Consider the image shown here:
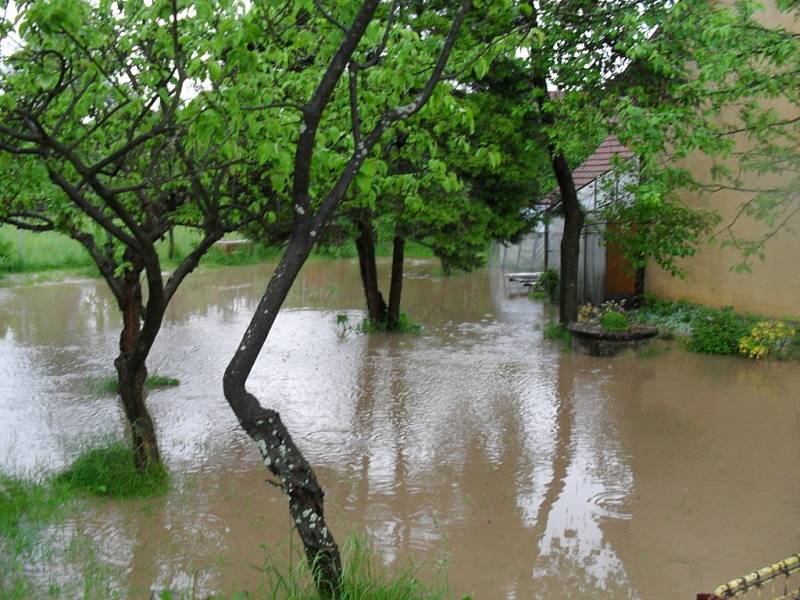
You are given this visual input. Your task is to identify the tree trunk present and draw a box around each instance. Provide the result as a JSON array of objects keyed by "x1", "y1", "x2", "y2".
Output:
[
  {"x1": 354, "y1": 216, "x2": 387, "y2": 324},
  {"x1": 386, "y1": 235, "x2": 405, "y2": 330},
  {"x1": 633, "y1": 264, "x2": 646, "y2": 308},
  {"x1": 115, "y1": 269, "x2": 160, "y2": 470},
  {"x1": 167, "y1": 228, "x2": 176, "y2": 260},
  {"x1": 529, "y1": 69, "x2": 584, "y2": 324},
  {"x1": 223, "y1": 230, "x2": 342, "y2": 597},
  {"x1": 551, "y1": 152, "x2": 584, "y2": 324}
]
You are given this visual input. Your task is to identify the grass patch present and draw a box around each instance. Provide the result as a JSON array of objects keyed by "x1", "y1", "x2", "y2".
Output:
[
  {"x1": 0, "y1": 475, "x2": 74, "y2": 598},
  {"x1": 0, "y1": 471, "x2": 131, "y2": 598},
  {"x1": 230, "y1": 534, "x2": 448, "y2": 600},
  {"x1": 543, "y1": 321, "x2": 571, "y2": 350},
  {"x1": 336, "y1": 313, "x2": 423, "y2": 336},
  {"x1": 356, "y1": 313, "x2": 422, "y2": 335},
  {"x1": 0, "y1": 228, "x2": 96, "y2": 274},
  {"x1": 55, "y1": 442, "x2": 169, "y2": 499},
  {"x1": 95, "y1": 373, "x2": 180, "y2": 395}
]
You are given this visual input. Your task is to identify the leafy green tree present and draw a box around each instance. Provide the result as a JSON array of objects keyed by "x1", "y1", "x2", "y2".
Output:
[
  {"x1": 0, "y1": 0, "x2": 268, "y2": 470},
  {"x1": 338, "y1": 57, "x2": 548, "y2": 330},
  {"x1": 217, "y1": 1, "x2": 476, "y2": 593}
]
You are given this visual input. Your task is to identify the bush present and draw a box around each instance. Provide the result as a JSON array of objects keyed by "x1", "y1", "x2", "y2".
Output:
[
  {"x1": 738, "y1": 320, "x2": 797, "y2": 359},
  {"x1": 687, "y1": 308, "x2": 754, "y2": 355},
  {"x1": 600, "y1": 310, "x2": 629, "y2": 332},
  {"x1": 528, "y1": 268, "x2": 559, "y2": 302}
]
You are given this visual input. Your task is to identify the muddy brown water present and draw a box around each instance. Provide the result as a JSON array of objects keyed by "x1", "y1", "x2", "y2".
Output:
[{"x1": 1, "y1": 259, "x2": 798, "y2": 599}]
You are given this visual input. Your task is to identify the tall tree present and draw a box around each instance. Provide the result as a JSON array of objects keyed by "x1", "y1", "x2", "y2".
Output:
[
  {"x1": 338, "y1": 57, "x2": 548, "y2": 330},
  {"x1": 485, "y1": 0, "x2": 798, "y2": 322}
]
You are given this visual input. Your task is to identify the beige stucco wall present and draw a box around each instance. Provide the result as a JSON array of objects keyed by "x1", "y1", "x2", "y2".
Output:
[{"x1": 646, "y1": 2, "x2": 800, "y2": 318}]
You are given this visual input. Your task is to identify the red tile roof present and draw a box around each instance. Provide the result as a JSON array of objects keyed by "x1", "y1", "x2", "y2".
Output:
[{"x1": 538, "y1": 134, "x2": 634, "y2": 205}]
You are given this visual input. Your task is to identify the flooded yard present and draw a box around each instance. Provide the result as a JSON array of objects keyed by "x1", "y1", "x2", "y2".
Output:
[{"x1": 1, "y1": 259, "x2": 798, "y2": 599}]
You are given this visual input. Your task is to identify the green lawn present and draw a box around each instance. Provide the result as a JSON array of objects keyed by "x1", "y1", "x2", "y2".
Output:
[{"x1": 0, "y1": 226, "x2": 436, "y2": 281}]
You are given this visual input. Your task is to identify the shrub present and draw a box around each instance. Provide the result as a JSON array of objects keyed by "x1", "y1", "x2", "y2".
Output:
[
  {"x1": 528, "y1": 268, "x2": 559, "y2": 302},
  {"x1": 600, "y1": 310, "x2": 629, "y2": 332},
  {"x1": 687, "y1": 308, "x2": 753, "y2": 355},
  {"x1": 738, "y1": 320, "x2": 797, "y2": 359}
]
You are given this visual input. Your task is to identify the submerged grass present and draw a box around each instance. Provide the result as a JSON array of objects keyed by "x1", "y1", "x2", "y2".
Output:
[
  {"x1": 543, "y1": 321, "x2": 571, "y2": 350},
  {"x1": 1, "y1": 441, "x2": 169, "y2": 597},
  {"x1": 0, "y1": 475, "x2": 67, "y2": 545},
  {"x1": 55, "y1": 442, "x2": 169, "y2": 499},
  {"x1": 94, "y1": 373, "x2": 180, "y2": 395},
  {"x1": 231, "y1": 535, "x2": 449, "y2": 600},
  {"x1": 3, "y1": 495, "x2": 451, "y2": 600}
]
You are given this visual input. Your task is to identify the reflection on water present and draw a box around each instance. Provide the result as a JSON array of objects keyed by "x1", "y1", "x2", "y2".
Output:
[{"x1": 0, "y1": 260, "x2": 798, "y2": 599}]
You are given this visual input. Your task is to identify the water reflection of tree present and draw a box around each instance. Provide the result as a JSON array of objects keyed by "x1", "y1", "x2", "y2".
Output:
[
  {"x1": 348, "y1": 332, "x2": 415, "y2": 561},
  {"x1": 525, "y1": 355, "x2": 637, "y2": 599}
]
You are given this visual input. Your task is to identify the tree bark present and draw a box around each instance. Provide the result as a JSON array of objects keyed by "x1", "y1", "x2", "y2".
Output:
[
  {"x1": 167, "y1": 227, "x2": 176, "y2": 259},
  {"x1": 114, "y1": 268, "x2": 161, "y2": 470},
  {"x1": 552, "y1": 151, "x2": 584, "y2": 324},
  {"x1": 634, "y1": 263, "x2": 646, "y2": 307},
  {"x1": 386, "y1": 235, "x2": 405, "y2": 330},
  {"x1": 354, "y1": 216, "x2": 387, "y2": 324},
  {"x1": 223, "y1": 230, "x2": 342, "y2": 597},
  {"x1": 529, "y1": 66, "x2": 584, "y2": 325}
]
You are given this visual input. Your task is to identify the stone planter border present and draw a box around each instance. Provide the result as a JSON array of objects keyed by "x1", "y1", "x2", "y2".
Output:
[{"x1": 567, "y1": 321, "x2": 658, "y2": 357}]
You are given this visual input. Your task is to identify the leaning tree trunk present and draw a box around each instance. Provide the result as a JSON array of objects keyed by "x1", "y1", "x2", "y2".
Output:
[
  {"x1": 354, "y1": 216, "x2": 387, "y2": 324},
  {"x1": 223, "y1": 229, "x2": 342, "y2": 597},
  {"x1": 551, "y1": 152, "x2": 584, "y2": 324},
  {"x1": 114, "y1": 268, "x2": 161, "y2": 470},
  {"x1": 386, "y1": 235, "x2": 405, "y2": 330}
]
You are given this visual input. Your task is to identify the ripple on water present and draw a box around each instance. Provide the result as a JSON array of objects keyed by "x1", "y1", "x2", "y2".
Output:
[{"x1": 588, "y1": 489, "x2": 633, "y2": 521}]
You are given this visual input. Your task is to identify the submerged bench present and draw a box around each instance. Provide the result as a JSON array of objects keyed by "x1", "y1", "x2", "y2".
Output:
[{"x1": 506, "y1": 272, "x2": 543, "y2": 284}]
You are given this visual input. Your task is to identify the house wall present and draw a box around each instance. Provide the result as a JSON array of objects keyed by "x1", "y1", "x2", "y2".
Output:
[{"x1": 645, "y1": 2, "x2": 800, "y2": 318}]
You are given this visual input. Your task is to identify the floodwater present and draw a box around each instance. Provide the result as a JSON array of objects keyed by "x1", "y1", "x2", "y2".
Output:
[{"x1": 1, "y1": 259, "x2": 798, "y2": 599}]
